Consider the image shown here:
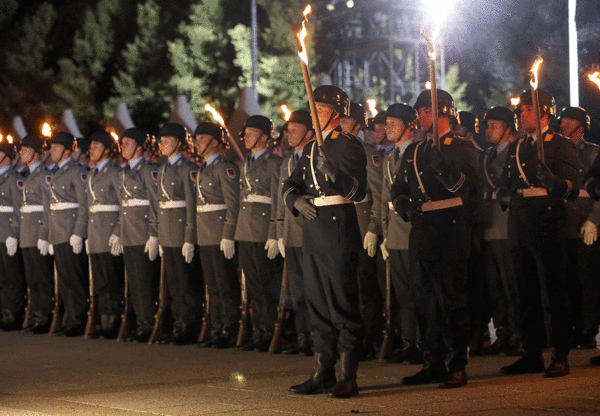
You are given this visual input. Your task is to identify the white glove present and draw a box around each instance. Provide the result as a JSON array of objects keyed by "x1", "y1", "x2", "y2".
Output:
[
  {"x1": 6, "y1": 237, "x2": 18, "y2": 256},
  {"x1": 380, "y1": 238, "x2": 389, "y2": 261},
  {"x1": 220, "y1": 238, "x2": 235, "y2": 260},
  {"x1": 144, "y1": 236, "x2": 159, "y2": 261},
  {"x1": 109, "y1": 234, "x2": 123, "y2": 256},
  {"x1": 48, "y1": 244, "x2": 54, "y2": 256},
  {"x1": 363, "y1": 231, "x2": 378, "y2": 258},
  {"x1": 581, "y1": 220, "x2": 598, "y2": 246},
  {"x1": 38, "y1": 239, "x2": 50, "y2": 256},
  {"x1": 265, "y1": 238, "x2": 279, "y2": 260},
  {"x1": 182, "y1": 242, "x2": 194, "y2": 263},
  {"x1": 70, "y1": 234, "x2": 83, "y2": 255},
  {"x1": 278, "y1": 238, "x2": 285, "y2": 258}
]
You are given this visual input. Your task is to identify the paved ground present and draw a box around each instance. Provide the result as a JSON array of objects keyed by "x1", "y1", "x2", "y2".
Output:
[{"x1": 1, "y1": 331, "x2": 600, "y2": 415}]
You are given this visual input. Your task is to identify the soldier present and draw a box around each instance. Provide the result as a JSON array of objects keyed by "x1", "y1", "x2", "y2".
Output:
[
  {"x1": 391, "y1": 89, "x2": 480, "y2": 388},
  {"x1": 118, "y1": 127, "x2": 160, "y2": 343},
  {"x1": 235, "y1": 115, "x2": 282, "y2": 352},
  {"x1": 557, "y1": 106, "x2": 600, "y2": 349},
  {"x1": 19, "y1": 136, "x2": 55, "y2": 334},
  {"x1": 477, "y1": 107, "x2": 521, "y2": 356},
  {"x1": 380, "y1": 103, "x2": 422, "y2": 363},
  {"x1": 39, "y1": 132, "x2": 89, "y2": 337},
  {"x1": 497, "y1": 89, "x2": 579, "y2": 378},
  {"x1": 0, "y1": 139, "x2": 26, "y2": 331},
  {"x1": 155, "y1": 123, "x2": 201, "y2": 345},
  {"x1": 276, "y1": 110, "x2": 314, "y2": 355},
  {"x1": 285, "y1": 85, "x2": 367, "y2": 398},
  {"x1": 193, "y1": 122, "x2": 241, "y2": 349},
  {"x1": 86, "y1": 131, "x2": 125, "y2": 339},
  {"x1": 452, "y1": 110, "x2": 483, "y2": 151}
]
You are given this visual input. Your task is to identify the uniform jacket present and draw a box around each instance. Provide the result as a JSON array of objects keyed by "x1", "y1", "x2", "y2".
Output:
[
  {"x1": 282, "y1": 128, "x2": 367, "y2": 254},
  {"x1": 355, "y1": 143, "x2": 383, "y2": 239},
  {"x1": 86, "y1": 160, "x2": 121, "y2": 253},
  {"x1": 234, "y1": 150, "x2": 281, "y2": 243},
  {"x1": 0, "y1": 167, "x2": 23, "y2": 241},
  {"x1": 19, "y1": 162, "x2": 50, "y2": 248},
  {"x1": 195, "y1": 153, "x2": 240, "y2": 246},
  {"x1": 277, "y1": 151, "x2": 304, "y2": 247},
  {"x1": 479, "y1": 144, "x2": 511, "y2": 240}
]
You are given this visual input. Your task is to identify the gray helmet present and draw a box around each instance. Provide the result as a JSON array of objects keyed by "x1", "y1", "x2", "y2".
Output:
[
  {"x1": 558, "y1": 106, "x2": 590, "y2": 130},
  {"x1": 313, "y1": 85, "x2": 350, "y2": 117},
  {"x1": 414, "y1": 89, "x2": 456, "y2": 117},
  {"x1": 484, "y1": 106, "x2": 517, "y2": 132},
  {"x1": 385, "y1": 103, "x2": 419, "y2": 129},
  {"x1": 516, "y1": 89, "x2": 556, "y2": 117}
]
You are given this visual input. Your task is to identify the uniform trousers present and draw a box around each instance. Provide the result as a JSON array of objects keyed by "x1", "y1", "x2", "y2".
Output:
[
  {"x1": 285, "y1": 246, "x2": 309, "y2": 335},
  {"x1": 356, "y1": 246, "x2": 384, "y2": 340},
  {"x1": 198, "y1": 245, "x2": 240, "y2": 334},
  {"x1": 388, "y1": 248, "x2": 418, "y2": 346},
  {"x1": 162, "y1": 246, "x2": 202, "y2": 328},
  {"x1": 123, "y1": 245, "x2": 159, "y2": 324},
  {"x1": 53, "y1": 242, "x2": 89, "y2": 326},
  {"x1": 89, "y1": 252, "x2": 125, "y2": 316},
  {"x1": 22, "y1": 247, "x2": 54, "y2": 320},
  {"x1": 0, "y1": 244, "x2": 26, "y2": 319}
]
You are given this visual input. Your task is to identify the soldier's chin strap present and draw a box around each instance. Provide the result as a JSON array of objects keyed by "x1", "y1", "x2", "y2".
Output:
[
  {"x1": 196, "y1": 139, "x2": 214, "y2": 158},
  {"x1": 320, "y1": 109, "x2": 337, "y2": 133},
  {"x1": 0, "y1": 154, "x2": 7, "y2": 166},
  {"x1": 563, "y1": 122, "x2": 584, "y2": 140}
]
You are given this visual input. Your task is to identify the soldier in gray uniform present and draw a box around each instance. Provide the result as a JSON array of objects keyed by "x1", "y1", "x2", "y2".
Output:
[
  {"x1": 39, "y1": 132, "x2": 89, "y2": 337},
  {"x1": 0, "y1": 139, "x2": 27, "y2": 331},
  {"x1": 86, "y1": 130, "x2": 125, "y2": 338},
  {"x1": 235, "y1": 115, "x2": 283, "y2": 352},
  {"x1": 19, "y1": 136, "x2": 55, "y2": 334},
  {"x1": 193, "y1": 122, "x2": 241, "y2": 349},
  {"x1": 380, "y1": 103, "x2": 422, "y2": 363},
  {"x1": 118, "y1": 127, "x2": 160, "y2": 343},
  {"x1": 276, "y1": 110, "x2": 314, "y2": 355},
  {"x1": 155, "y1": 123, "x2": 201, "y2": 345}
]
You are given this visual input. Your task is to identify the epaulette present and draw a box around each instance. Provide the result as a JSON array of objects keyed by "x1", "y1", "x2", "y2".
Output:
[
  {"x1": 543, "y1": 130, "x2": 553, "y2": 142},
  {"x1": 442, "y1": 136, "x2": 454, "y2": 145}
]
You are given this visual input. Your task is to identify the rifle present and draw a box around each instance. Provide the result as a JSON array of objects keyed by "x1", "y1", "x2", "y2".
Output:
[
  {"x1": 197, "y1": 284, "x2": 211, "y2": 343},
  {"x1": 117, "y1": 267, "x2": 133, "y2": 341},
  {"x1": 149, "y1": 255, "x2": 169, "y2": 344},
  {"x1": 378, "y1": 259, "x2": 394, "y2": 362},
  {"x1": 269, "y1": 260, "x2": 288, "y2": 353},
  {"x1": 84, "y1": 257, "x2": 100, "y2": 339},
  {"x1": 22, "y1": 288, "x2": 32, "y2": 329},
  {"x1": 49, "y1": 261, "x2": 63, "y2": 334},
  {"x1": 236, "y1": 269, "x2": 251, "y2": 347}
]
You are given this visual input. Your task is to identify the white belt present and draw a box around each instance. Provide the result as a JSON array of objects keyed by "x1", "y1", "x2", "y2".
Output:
[
  {"x1": 517, "y1": 187, "x2": 548, "y2": 198},
  {"x1": 50, "y1": 202, "x2": 80, "y2": 211},
  {"x1": 421, "y1": 197, "x2": 463, "y2": 212},
  {"x1": 0, "y1": 205, "x2": 14, "y2": 213},
  {"x1": 312, "y1": 195, "x2": 353, "y2": 207},
  {"x1": 354, "y1": 194, "x2": 372, "y2": 205},
  {"x1": 159, "y1": 200, "x2": 187, "y2": 209},
  {"x1": 89, "y1": 204, "x2": 120, "y2": 213},
  {"x1": 122, "y1": 199, "x2": 150, "y2": 208},
  {"x1": 21, "y1": 205, "x2": 44, "y2": 213},
  {"x1": 197, "y1": 204, "x2": 227, "y2": 213},
  {"x1": 579, "y1": 190, "x2": 591, "y2": 198},
  {"x1": 244, "y1": 194, "x2": 272, "y2": 204}
]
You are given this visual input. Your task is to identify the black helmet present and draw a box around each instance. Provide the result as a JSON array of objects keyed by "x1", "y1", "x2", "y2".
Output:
[
  {"x1": 372, "y1": 112, "x2": 387, "y2": 126},
  {"x1": 385, "y1": 103, "x2": 418, "y2": 129},
  {"x1": 122, "y1": 127, "x2": 150, "y2": 147},
  {"x1": 516, "y1": 89, "x2": 556, "y2": 117},
  {"x1": 456, "y1": 111, "x2": 480, "y2": 134},
  {"x1": 89, "y1": 130, "x2": 116, "y2": 150},
  {"x1": 49, "y1": 132, "x2": 75, "y2": 149},
  {"x1": 21, "y1": 135, "x2": 45, "y2": 153},
  {"x1": 346, "y1": 102, "x2": 367, "y2": 127},
  {"x1": 288, "y1": 110, "x2": 314, "y2": 131},
  {"x1": 0, "y1": 140, "x2": 15, "y2": 158},
  {"x1": 240, "y1": 115, "x2": 274, "y2": 139},
  {"x1": 76, "y1": 137, "x2": 91, "y2": 153},
  {"x1": 484, "y1": 106, "x2": 517, "y2": 132},
  {"x1": 194, "y1": 122, "x2": 225, "y2": 144},
  {"x1": 158, "y1": 122, "x2": 188, "y2": 144},
  {"x1": 559, "y1": 106, "x2": 590, "y2": 130},
  {"x1": 313, "y1": 85, "x2": 350, "y2": 117},
  {"x1": 414, "y1": 89, "x2": 456, "y2": 117}
]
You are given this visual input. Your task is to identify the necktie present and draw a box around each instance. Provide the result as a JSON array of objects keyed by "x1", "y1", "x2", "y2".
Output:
[
  {"x1": 247, "y1": 155, "x2": 255, "y2": 167},
  {"x1": 293, "y1": 153, "x2": 299, "y2": 165},
  {"x1": 200, "y1": 162, "x2": 207, "y2": 173},
  {"x1": 489, "y1": 147, "x2": 498, "y2": 160}
]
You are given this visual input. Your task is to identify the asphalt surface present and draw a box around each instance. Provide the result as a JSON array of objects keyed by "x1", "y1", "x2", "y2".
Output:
[{"x1": 1, "y1": 330, "x2": 600, "y2": 415}]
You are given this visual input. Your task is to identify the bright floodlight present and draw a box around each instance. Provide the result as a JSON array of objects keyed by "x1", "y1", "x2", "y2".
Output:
[
  {"x1": 423, "y1": 0, "x2": 452, "y2": 29},
  {"x1": 346, "y1": 0, "x2": 354, "y2": 8}
]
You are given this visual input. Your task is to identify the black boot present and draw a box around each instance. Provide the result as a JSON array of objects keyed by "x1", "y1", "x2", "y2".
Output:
[
  {"x1": 328, "y1": 351, "x2": 359, "y2": 398},
  {"x1": 402, "y1": 352, "x2": 448, "y2": 385},
  {"x1": 281, "y1": 333, "x2": 312, "y2": 356},
  {"x1": 500, "y1": 352, "x2": 545, "y2": 375},
  {"x1": 440, "y1": 348, "x2": 468, "y2": 388},
  {"x1": 289, "y1": 352, "x2": 337, "y2": 395},
  {"x1": 544, "y1": 351, "x2": 569, "y2": 378}
]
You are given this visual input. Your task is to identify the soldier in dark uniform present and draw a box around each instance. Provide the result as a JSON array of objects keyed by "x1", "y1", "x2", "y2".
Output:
[
  {"x1": 391, "y1": 89, "x2": 480, "y2": 388},
  {"x1": 380, "y1": 103, "x2": 422, "y2": 363},
  {"x1": 285, "y1": 86, "x2": 367, "y2": 399},
  {"x1": 453, "y1": 110, "x2": 483, "y2": 152},
  {"x1": 235, "y1": 115, "x2": 282, "y2": 352},
  {"x1": 40, "y1": 132, "x2": 89, "y2": 336},
  {"x1": 155, "y1": 123, "x2": 201, "y2": 345},
  {"x1": 86, "y1": 131, "x2": 125, "y2": 338},
  {"x1": 193, "y1": 122, "x2": 241, "y2": 349},
  {"x1": 556, "y1": 106, "x2": 600, "y2": 349},
  {"x1": 19, "y1": 136, "x2": 58, "y2": 334},
  {"x1": 497, "y1": 89, "x2": 579, "y2": 378},
  {"x1": 276, "y1": 110, "x2": 314, "y2": 355},
  {"x1": 0, "y1": 139, "x2": 27, "y2": 331},
  {"x1": 118, "y1": 127, "x2": 160, "y2": 343},
  {"x1": 477, "y1": 107, "x2": 521, "y2": 356}
]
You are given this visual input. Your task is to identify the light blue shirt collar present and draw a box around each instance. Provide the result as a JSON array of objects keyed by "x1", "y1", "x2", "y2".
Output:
[
  {"x1": 95, "y1": 158, "x2": 110, "y2": 171},
  {"x1": 59, "y1": 157, "x2": 72, "y2": 169},
  {"x1": 205, "y1": 153, "x2": 220, "y2": 166},
  {"x1": 129, "y1": 156, "x2": 143, "y2": 169},
  {"x1": 168, "y1": 153, "x2": 182, "y2": 165}
]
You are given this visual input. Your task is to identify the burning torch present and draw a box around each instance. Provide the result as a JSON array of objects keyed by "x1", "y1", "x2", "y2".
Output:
[
  {"x1": 366, "y1": 99, "x2": 378, "y2": 118},
  {"x1": 589, "y1": 72, "x2": 600, "y2": 91},
  {"x1": 529, "y1": 56, "x2": 544, "y2": 164},
  {"x1": 421, "y1": 28, "x2": 440, "y2": 149},
  {"x1": 204, "y1": 104, "x2": 245, "y2": 163},
  {"x1": 280, "y1": 105, "x2": 292, "y2": 121}
]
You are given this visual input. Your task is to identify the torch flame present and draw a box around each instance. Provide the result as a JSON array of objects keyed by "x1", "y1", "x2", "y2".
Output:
[
  {"x1": 529, "y1": 56, "x2": 543, "y2": 90},
  {"x1": 205, "y1": 104, "x2": 226, "y2": 127},
  {"x1": 110, "y1": 132, "x2": 119, "y2": 142},
  {"x1": 297, "y1": 5, "x2": 312, "y2": 65},
  {"x1": 510, "y1": 97, "x2": 520, "y2": 107},
  {"x1": 366, "y1": 99, "x2": 378, "y2": 118},
  {"x1": 425, "y1": 81, "x2": 432, "y2": 90},
  {"x1": 0, "y1": 134, "x2": 3, "y2": 142},
  {"x1": 280, "y1": 105, "x2": 292, "y2": 121},
  {"x1": 7, "y1": 135, "x2": 13, "y2": 144},
  {"x1": 589, "y1": 72, "x2": 600, "y2": 91},
  {"x1": 42, "y1": 122, "x2": 52, "y2": 137}
]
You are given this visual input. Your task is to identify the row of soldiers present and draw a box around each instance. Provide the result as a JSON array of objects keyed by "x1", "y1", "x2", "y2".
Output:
[{"x1": 0, "y1": 85, "x2": 599, "y2": 398}]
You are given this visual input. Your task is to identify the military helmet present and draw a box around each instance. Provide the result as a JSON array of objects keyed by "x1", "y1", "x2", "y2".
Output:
[
  {"x1": 516, "y1": 89, "x2": 556, "y2": 117},
  {"x1": 122, "y1": 127, "x2": 150, "y2": 147},
  {"x1": 195, "y1": 122, "x2": 226, "y2": 144},
  {"x1": 484, "y1": 106, "x2": 517, "y2": 132},
  {"x1": 313, "y1": 85, "x2": 350, "y2": 117},
  {"x1": 346, "y1": 102, "x2": 367, "y2": 127},
  {"x1": 0, "y1": 140, "x2": 15, "y2": 158},
  {"x1": 158, "y1": 122, "x2": 188, "y2": 144},
  {"x1": 20, "y1": 135, "x2": 45, "y2": 153},
  {"x1": 288, "y1": 110, "x2": 314, "y2": 131},
  {"x1": 76, "y1": 137, "x2": 91, "y2": 153},
  {"x1": 414, "y1": 89, "x2": 456, "y2": 117},
  {"x1": 558, "y1": 106, "x2": 590, "y2": 130},
  {"x1": 240, "y1": 115, "x2": 274, "y2": 139},
  {"x1": 49, "y1": 132, "x2": 75, "y2": 149},
  {"x1": 457, "y1": 111, "x2": 480, "y2": 134},
  {"x1": 385, "y1": 103, "x2": 418, "y2": 129},
  {"x1": 89, "y1": 130, "x2": 116, "y2": 150}
]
